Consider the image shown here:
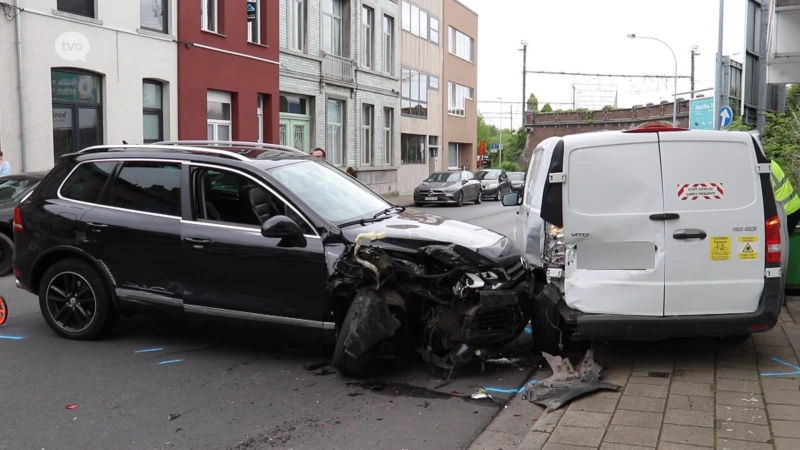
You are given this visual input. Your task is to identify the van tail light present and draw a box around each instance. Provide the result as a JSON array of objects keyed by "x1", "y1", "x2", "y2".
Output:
[
  {"x1": 12, "y1": 206, "x2": 23, "y2": 232},
  {"x1": 766, "y1": 214, "x2": 781, "y2": 264}
]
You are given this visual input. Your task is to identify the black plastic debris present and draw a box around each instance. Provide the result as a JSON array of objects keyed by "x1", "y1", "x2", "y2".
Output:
[
  {"x1": 525, "y1": 349, "x2": 621, "y2": 412},
  {"x1": 313, "y1": 367, "x2": 335, "y2": 376},
  {"x1": 304, "y1": 360, "x2": 329, "y2": 371},
  {"x1": 167, "y1": 413, "x2": 182, "y2": 421}
]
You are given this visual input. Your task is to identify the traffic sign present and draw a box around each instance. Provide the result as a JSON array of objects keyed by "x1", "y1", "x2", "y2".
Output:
[
  {"x1": 720, "y1": 105, "x2": 733, "y2": 129},
  {"x1": 689, "y1": 97, "x2": 714, "y2": 130},
  {"x1": 247, "y1": 1, "x2": 257, "y2": 21}
]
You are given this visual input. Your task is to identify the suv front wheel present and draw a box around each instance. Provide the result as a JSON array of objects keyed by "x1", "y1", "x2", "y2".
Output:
[{"x1": 39, "y1": 258, "x2": 119, "y2": 340}]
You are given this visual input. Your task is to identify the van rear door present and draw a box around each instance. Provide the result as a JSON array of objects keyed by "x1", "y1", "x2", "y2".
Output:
[
  {"x1": 563, "y1": 133, "x2": 666, "y2": 316},
  {"x1": 659, "y1": 131, "x2": 765, "y2": 316}
]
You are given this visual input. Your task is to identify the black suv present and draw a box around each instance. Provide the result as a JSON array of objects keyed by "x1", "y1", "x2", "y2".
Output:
[{"x1": 13, "y1": 141, "x2": 532, "y2": 375}]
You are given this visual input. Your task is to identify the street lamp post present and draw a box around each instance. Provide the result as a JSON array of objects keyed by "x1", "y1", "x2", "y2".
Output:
[
  {"x1": 497, "y1": 97, "x2": 503, "y2": 164},
  {"x1": 627, "y1": 34, "x2": 678, "y2": 127}
]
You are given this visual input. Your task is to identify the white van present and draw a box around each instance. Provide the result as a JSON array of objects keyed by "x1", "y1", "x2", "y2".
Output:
[{"x1": 503, "y1": 124, "x2": 785, "y2": 353}]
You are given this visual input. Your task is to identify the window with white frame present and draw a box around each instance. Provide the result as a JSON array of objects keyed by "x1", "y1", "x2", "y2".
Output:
[
  {"x1": 361, "y1": 6, "x2": 374, "y2": 69},
  {"x1": 141, "y1": 0, "x2": 168, "y2": 33},
  {"x1": 201, "y1": 0, "x2": 219, "y2": 33},
  {"x1": 257, "y1": 95, "x2": 264, "y2": 143},
  {"x1": 448, "y1": 81, "x2": 473, "y2": 117},
  {"x1": 361, "y1": 104, "x2": 374, "y2": 166},
  {"x1": 401, "y1": 1, "x2": 410, "y2": 31},
  {"x1": 287, "y1": 0, "x2": 307, "y2": 51},
  {"x1": 207, "y1": 90, "x2": 232, "y2": 141},
  {"x1": 400, "y1": 1, "x2": 438, "y2": 44},
  {"x1": 382, "y1": 15, "x2": 394, "y2": 74},
  {"x1": 327, "y1": 99, "x2": 345, "y2": 165},
  {"x1": 429, "y1": 16, "x2": 439, "y2": 44},
  {"x1": 248, "y1": 0, "x2": 261, "y2": 43},
  {"x1": 383, "y1": 108, "x2": 393, "y2": 165},
  {"x1": 322, "y1": 0, "x2": 344, "y2": 56},
  {"x1": 58, "y1": 0, "x2": 95, "y2": 18},
  {"x1": 143, "y1": 80, "x2": 164, "y2": 144},
  {"x1": 401, "y1": 67, "x2": 429, "y2": 118},
  {"x1": 448, "y1": 26, "x2": 474, "y2": 62}
]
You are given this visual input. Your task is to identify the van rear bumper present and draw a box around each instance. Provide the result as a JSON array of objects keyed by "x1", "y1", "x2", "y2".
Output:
[{"x1": 555, "y1": 278, "x2": 784, "y2": 339}]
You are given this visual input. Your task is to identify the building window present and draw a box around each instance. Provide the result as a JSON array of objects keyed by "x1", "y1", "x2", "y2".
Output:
[
  {"x1": 448, "y1": 81, "x2": 472, "y2": 117},
  {"x1": 279, "y1": 94, "x2": 311, "y2": 153},
  {"x1": 248, "y1": 0, "x2": 261, "y2": 43},
  {"x1": 448, "y1": 142, "x2": 460, "y2": 168},
  {"x1": 429, "y1": 17, "x2": 439, "y2": 44},
  {"x1": 429, "y1": 75, "x2": 439, "y2": 90},
  {"x1": 361, "y1": 104, "x2": 374, "y2": 166},
  {"x1": 401, "y1": 1, "x2": 410, "y2": 31},
  {"x1": 287, "y1": 0, "x2": 307, "y2": 52},
  {"x1": 327, "y1": 99, "x2": 345, "y2": 165},
  {"x1": 51, "y1": 69, "x2": 103, "y2": 162},
  {"x1": 401, "y1": 67, "x2": 429, "y2": 118},
  {"x1": 57, "y1": 0, "x2": 95, "y2": 18},
  {"x1": 207, "y1": 90, "x2": 231, "y2": 141},
  {"x1": 361, "y1": 6, "x2": 374, "y2": 69},
  {"x1": 448, "y1": 26, "x2": 474, "y2": 62},
  {"x1": 201, "y1": 0, "x2": 219, "y2": 33},
  {"x1": 141, "y1": 0, "x2": 168, "y2": 33},
  {"x1": 383, "y1": 108, "x2": 393, "y2": 165},
  {"x1": 382, "y1": 15, "x2": 394, "y2": 75},
  {"x1": 429, "y1": 136, "x2": 439, "y2": 163},
  {"x1": 143, "y1": 80, "x2": 163, "y2": 144},
  {"x1": 401, "y1": 1, "x2": 437, "y2": 44},
  {"x1": 257, "y1": 95, "x2": 264, "y2": 143},
  {"x1": 401, "y1": 134, "x2": 426, "y2": 164},
  {"x1": 322, "y1": 0, "x2": 344, "y2": 56}
]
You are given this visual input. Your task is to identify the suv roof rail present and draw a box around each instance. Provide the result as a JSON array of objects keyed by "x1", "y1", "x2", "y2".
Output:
[
  {"x1": 78, "y1": 144, "x2": 252, "y2": 161},
  {"x1": 153, "y1": 140, "x2": 308, "y2": 155}
]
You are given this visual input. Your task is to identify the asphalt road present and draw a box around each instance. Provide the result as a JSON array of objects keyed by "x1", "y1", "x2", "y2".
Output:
[{"x1": 0, "y1": 201, "x2": 528, "y2": 450}]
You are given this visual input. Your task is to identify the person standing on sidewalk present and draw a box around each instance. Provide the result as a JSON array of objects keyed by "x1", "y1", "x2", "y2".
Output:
[
  {"x1": 0, "y1": 151, "x2": 10, "y2": 176},
  {"x1": 771, "y1": 160, "x2": 800, "y2": 235}
]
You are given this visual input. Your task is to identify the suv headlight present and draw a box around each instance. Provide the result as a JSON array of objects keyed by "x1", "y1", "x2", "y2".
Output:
[{"x1": 543, "y1": 223, "x2": 565, "y2": 267}]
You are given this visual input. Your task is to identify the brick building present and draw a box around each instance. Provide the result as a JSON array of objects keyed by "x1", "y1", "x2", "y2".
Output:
[{"x1": 278, "y1": 0, "x2": 401, "y2": 195}]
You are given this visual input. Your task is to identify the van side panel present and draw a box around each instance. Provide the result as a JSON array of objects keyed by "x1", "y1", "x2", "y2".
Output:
[
  {"x1": 659, "y1": 134, "x2": 765, "y2": 316},
  {"x1": 563, "y1": 135, "x2": 666, "y2": 316},
  {"x1": 516, "y1": 142, "x2": 554, "y2": 267}
]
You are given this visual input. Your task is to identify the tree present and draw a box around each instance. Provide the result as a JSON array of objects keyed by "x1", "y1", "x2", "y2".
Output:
[
  {"x1": 603, "y1": 105, "x2": 614, "y2": 110},
  {"x1": 541, "y1": 103, "x2": 553, "y2": 113},
  {"x1": 527, "y1": 93, "x2": 539, "y2": 112}
]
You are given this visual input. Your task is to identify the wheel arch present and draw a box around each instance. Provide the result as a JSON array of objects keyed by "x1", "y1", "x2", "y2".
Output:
[{"x1": 30, "y1": 246, "x2": 120, "y2": 311}]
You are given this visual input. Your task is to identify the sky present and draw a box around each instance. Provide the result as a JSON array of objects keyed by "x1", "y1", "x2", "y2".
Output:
[{"x1": 459, "y1": 0, "x2": 748, "y2": 129}]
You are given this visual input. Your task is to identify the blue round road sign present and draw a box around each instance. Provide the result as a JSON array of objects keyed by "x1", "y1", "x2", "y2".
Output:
[{"x1": 720, "y1": 106, "x2": 733, "y2": 129}]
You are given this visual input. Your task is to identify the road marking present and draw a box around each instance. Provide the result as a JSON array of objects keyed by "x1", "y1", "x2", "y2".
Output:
[
  {"x1": 0, "y1": 335, "x2": 24, "y2": 340},
  {"x1": 158, "y1": 359, "x2": 183, "y2": 365},
  {"x1": 134, "y1": 347, "x2": 164, "y2": 353}
]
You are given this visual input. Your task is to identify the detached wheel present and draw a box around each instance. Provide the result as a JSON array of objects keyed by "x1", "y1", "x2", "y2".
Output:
[
  {"x1": 333, "y1": 295, "x2": 379, "y2": 377},
  {"x1": 38, "y1": 258, "x2": 119, "y2": 340},
  {"x1": 0, "y1": 233, "x2": 14, "y2": 276}
]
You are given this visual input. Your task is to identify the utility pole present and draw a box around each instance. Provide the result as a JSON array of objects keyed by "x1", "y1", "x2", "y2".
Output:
[
  {"x1": 757, "y1": 0, "x2": 770, "y2": 132},
  {"x1": 691, "y1": 45, "x2": 699, "y2": 99},
  {"x1": 572, "y1": 84, "x2": 576, "y2": 110},
  {"x1": 714, "y1": 0, "x2": 724, "y2": 129},
  {"x1": 520, "y1": 40, "x2": 528, "y2": 126},
  {"x1": 497, "y1": 97, "x2": 503, "y2": 164}
]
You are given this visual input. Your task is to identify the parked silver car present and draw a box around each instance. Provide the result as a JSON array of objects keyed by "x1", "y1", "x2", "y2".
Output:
[{"x1": 413, "y1": 170, "x2": 482, "y2": 207}]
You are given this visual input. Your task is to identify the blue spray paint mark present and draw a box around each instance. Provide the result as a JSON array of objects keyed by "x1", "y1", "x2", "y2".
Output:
[
  {"x1": 0, "y1": 335, "x2": 24, "y2": 340},
  {"x1": 483, "y1": 379, "x2": 537, "y2": 394},
  {"x1": 158, "y1": 359, "x2": 183, "y2": 365},
  {"x1": 134, "y1": 347, "x2": 164, "y2": 353},
  {"x1": 760, "y1": 356, "x2": 800, "y2": 377},
  {"x1": 524, "y1": 326, "x2": 532, "y2": 334}
]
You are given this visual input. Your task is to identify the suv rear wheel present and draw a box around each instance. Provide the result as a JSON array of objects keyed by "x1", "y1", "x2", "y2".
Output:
[{"x1": 38, "y1": 259, "x2": 119, "y2": 340}]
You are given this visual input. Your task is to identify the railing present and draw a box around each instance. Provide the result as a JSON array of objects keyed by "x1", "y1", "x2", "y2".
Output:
[{"x1": 322, "y1": 53, "x2": 355, "y2": 83}]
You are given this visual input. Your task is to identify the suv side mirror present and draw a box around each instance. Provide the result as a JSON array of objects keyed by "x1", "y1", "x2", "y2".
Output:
[
  {"x1": 261, "y1": 215, "x2": 307, "y2": 247},
  {"x1": 502, "y1": 192, "x2": 521, "y2": 207},
  {"x1": 462, "y1": 178, "x2": 468, "y2": 184}
]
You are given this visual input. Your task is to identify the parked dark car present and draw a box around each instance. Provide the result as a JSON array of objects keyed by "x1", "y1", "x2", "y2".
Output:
[
  {"x1": 477, "y1": 156, "x2": 491, "y2": 169},
  {"x1": 413, "y1": 170, "x2": 482, "y2": 207},
  {"x1": 475, "y1": 169, "x2": 512, "y2": 201},
  {"x1": 13, "y1": 142, "x2": 532, "y2": 376},
  {"x1": 0, "y1": 171, "x2": 49, "y2": 275},
  {"x1": 508, "y1": 172, "x2": 525, "y2": 195}
]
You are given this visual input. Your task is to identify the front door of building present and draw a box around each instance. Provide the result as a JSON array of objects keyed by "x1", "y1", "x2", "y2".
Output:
[
  {"x1": 279, "y1": 118, "x2": 310, "y2": 153},
  {"x1": 51, "y1": 70, "x2": 103, "y2": 162}
]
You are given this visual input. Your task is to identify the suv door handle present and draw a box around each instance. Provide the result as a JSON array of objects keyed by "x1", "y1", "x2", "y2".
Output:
[
  {"x1": 673, "y1": 229, "x2": 707, "y2": 240},
  {"x1": 184, "y1": 237, "x2": 213, "y2": 245},
  {"x1": 86, "y1": 222, "x2": 108, "y2": 228},
  {"x1": 650, "y1": 213, "x2": 680, "y2": 221}
]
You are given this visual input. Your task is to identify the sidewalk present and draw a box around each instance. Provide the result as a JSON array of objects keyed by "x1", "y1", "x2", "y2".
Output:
[
  {"x1": 469, "y1": 299, "x2": 800, "y2": 450},
  {"x1": 382, "y1": 193, "x2": 415, "y2": 207}
]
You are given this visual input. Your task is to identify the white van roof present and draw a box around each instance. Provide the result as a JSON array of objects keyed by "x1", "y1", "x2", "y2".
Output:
[{"x1": 559, "y1": 128, "x2": 756, "y2": 149}]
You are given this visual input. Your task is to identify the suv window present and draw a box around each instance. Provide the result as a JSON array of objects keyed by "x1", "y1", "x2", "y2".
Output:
[
  {"x1": 193, "y1": 167, "x2": 314, "y2": 235},
  {"x1": 107, "y1": 162, "x2": 181, "y2": 216},
  {"x1": 60, "y1": 161, "x2": 117, "y2": 204}
]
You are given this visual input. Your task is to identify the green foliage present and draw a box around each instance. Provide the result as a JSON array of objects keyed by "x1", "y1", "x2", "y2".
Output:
[
  {"x1": 726, "y1": 116, "x2": 752, "y2": 132},
  {"x1": 541, "y1": 103, "x2": 553, "y2": 113},
  {"x1": 527, "y1": 93, "x2": 539, "y2": 112},
  {"x1": 500, "y1": 161, "x2": 523, "y2": 172},
  {"x1": 603, "y1": 105, "x2": 614, "y2": 110}
]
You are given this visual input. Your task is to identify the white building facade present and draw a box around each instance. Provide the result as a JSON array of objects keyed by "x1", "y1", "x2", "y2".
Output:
[
  {"x1": 0, "y1": 0, "x2": 178, "y2": 172},
  {"x1": 279, "y1": 0, "x2": 401, "y2": 194}
]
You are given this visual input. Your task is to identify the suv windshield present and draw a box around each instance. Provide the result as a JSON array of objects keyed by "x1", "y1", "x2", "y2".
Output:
[
  {"x1": 426, "y1": 172, "x2": 460, "y2": 182},
  {"x1": 508, "y1": 172, "x2": 524, "y2": 181},
  {"x1": 270, "y1": 161, "x2": 390, "y2": 225},
  {"x1": 475, "y1": 171, "x2": 499, "y2": 180}
]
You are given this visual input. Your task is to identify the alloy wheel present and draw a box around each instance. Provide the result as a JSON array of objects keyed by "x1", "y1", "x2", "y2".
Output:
[{"x1": 45, "y1": 272, "x2": 97, "y2": 333}]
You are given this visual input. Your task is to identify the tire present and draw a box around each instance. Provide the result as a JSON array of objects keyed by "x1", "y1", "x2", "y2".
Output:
[
  {"x1": 455, "y1": 191, "x2": 464, "y2": 207},
  {"x1": 38, "y1": 258, "x2": 119, "y2": 340},
  {"x1": 333, "y1": 295, "x2": 378, "y2": 377},
  {"x1": 531, "y1": 290, "x2": 568, "y2": 355},
  {"x1": 475, "y1": 191, "x2": 482, "y2": 204},
  {"x1": 0, "y1": 233, "x2": 13, "y2": 276},
  {"x1": 414, "y1": 202, "x2": 422, "y2": 207}
]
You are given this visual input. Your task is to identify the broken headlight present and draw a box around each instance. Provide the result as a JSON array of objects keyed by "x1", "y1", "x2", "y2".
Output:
[{"x1": 543, "y1": 223, "x2": 565, "y2": 267}]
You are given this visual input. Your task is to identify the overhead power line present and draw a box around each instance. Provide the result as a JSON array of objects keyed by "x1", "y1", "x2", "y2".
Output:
[{"x1": 526, "y1": 70, "x2": 691, "y2": 80}]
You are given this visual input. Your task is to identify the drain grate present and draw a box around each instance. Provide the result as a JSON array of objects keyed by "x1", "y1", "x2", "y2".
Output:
[{"x1": 648, "y1": 372, "x2": 671, "y2": 378}]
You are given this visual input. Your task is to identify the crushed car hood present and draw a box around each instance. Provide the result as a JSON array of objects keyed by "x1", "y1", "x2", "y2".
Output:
[{"x1": 340, "y1": 210, "x2": 523, "y2": 268}]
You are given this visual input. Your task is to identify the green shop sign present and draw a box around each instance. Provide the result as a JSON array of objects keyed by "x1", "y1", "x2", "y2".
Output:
[{"x1": 51, "y1": 71, "x2": 101, "y2": 104}]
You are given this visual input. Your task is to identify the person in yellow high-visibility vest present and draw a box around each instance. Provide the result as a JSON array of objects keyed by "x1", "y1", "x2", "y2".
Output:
[{"x1": 771, "y1": 160, "x2": 800, "y2": 234}]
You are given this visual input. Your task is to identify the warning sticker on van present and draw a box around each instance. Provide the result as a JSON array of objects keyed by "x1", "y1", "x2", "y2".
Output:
[
  {"x1": 710, "y1": 236, "x2": 731, "y2": 261},
  {"x1": 678, "y1": 183, "x2": 724, "y2": 200},
  {"x1": 738, "y1": 236, "x2": 759, "y2": 260}
]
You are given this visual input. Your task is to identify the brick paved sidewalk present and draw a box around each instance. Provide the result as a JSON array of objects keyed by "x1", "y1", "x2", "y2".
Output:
[{"x1": 469, "y1": 300, "x2": 800, "y2": 450}]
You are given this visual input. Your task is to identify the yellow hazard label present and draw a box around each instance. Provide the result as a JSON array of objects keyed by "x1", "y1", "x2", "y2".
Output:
[
  {"x1": 710, "y1": 236, "x2": 731, "y2": 261},
  {"x1": 738, "y1": 242, "x2": 759, "y2": 260},
  {"x1": 738, "y1": 236, "x2": 758, "y2": 243}
]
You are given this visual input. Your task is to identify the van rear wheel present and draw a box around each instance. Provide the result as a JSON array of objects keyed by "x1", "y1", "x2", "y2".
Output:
[{"x1": 531, "y1": 294, "x2": 568, "y2": 355}]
